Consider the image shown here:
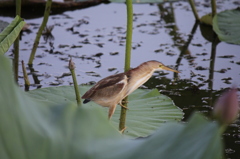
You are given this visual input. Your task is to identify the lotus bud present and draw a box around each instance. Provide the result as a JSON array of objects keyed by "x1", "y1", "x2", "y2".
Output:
[
  {"x1": 213, "y1": 88, "x2": 239, "y2": 125},
  {"x1": 69, "y1": 58, "x2": 75, "y2": 70}
]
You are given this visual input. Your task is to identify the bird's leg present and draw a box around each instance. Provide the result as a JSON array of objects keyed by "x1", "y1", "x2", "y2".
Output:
[
  {"x1": 119, "y1": 100, "x2": 129, "y2": 109},
  {"x1": 108, "y1": 105, "x2": 117, "y2": 119}
]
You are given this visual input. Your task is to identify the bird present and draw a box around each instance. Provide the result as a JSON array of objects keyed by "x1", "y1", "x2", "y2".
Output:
[{"x1": 82, "y1": 60, "x2": 179, "y2": 119}]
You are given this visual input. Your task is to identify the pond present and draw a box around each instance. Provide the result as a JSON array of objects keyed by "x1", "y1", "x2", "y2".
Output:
[{"x1": 1, "y1": 0, "x2": 240, "y2": 158}]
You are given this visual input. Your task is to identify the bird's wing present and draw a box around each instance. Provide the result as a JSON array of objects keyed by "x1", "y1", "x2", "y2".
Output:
[{"x1": 82, "y1": 73, "x2": 128, "y2": 100}]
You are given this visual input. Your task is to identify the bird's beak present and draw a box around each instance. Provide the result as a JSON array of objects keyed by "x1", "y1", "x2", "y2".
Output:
[{"x1": 161, "y1": 65, "x2": 180, "y2": 73}]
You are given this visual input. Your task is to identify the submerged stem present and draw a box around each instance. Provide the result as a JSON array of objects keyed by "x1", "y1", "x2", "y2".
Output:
[{"x1": 119, "y1": 0, "x2": 133, "y2": 132}]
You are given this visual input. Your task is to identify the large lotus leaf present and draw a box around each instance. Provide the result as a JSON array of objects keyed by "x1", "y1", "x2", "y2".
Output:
[
  {"x1": 109, "y1": 0, "x2": 176, "y2": 4},
  {"x1": 0, "y1": 15, "x2": 25, "y2": 55},
  {"x1": 213, "y1": 8, "x2": 240, "y2": 45},
  {"x1": 0, "y1": 55, "x2": 224, "y2": 159},
  {"x1": 28, "y1": 85, "x2": 183, "y2": 138}
]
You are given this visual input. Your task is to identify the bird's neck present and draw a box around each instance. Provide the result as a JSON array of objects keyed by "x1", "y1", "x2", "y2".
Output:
[
  {"x1": 126, "y1": 65, "x2": 156, "y2": 95},
  {"x1": 131, "y1": 66, "x2": 156, "y2": 84}
]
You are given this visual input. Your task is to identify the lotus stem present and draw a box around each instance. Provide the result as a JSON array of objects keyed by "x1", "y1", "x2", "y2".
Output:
[
  {"x1": 21, "y1": 60, "x2": 30, "y2": 91},
  {"x1": 188, "y1": 0, "x2": 200, "y2": 21},
  {"x1": 119, "y1": 0, "x2": 133, "y2": 133},
  {"x1": 69, "y1": 58, "x2": 81, "y2": 106},
  {"x1": 28, "y1": 0, "x2": 52, "y2": 65},
  {"x1": 14, "y1": 36, "x2": 20, "y2": 83},
  {"x1": 211, "y1": 0, "x2": 217, "y2": 17},
  {"x1": 124, "y1": 0, "x2": 133, "y2": 71},
  {"x1": 13, "y1": 0, "x2": 21, "y2": 83}
]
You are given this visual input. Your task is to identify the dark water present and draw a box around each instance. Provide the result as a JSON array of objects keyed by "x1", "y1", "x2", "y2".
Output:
[{"x1": 1, "y1": 0, "x2": 240, "y2": 158}]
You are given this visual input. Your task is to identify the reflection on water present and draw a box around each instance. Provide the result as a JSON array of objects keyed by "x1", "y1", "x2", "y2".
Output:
[{"x1": 1, "y1": 1, "x2": 240, "y2": 158}]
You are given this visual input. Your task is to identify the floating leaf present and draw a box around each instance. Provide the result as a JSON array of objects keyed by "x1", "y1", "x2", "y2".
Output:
[
  {"x1": 200, "y1": 13, "x2": 213, "y2": 26},
  {"x1": 0, "y1": 55, "x2": 224, "y2": 159},
  {"x1": 28, "y1": 85, "x2": 183, "y2": 138},
  {"x1": 0, "y1": 15, "x2": 25, "y2": 55},
  {"x1": 213, "y1": 8, "x2": 240, "y2": 45}
]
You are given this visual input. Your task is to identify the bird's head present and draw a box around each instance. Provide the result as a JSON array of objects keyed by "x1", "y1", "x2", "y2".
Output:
[{"x1": 148, "y1": 60, "x2": 180, "y2": 73}]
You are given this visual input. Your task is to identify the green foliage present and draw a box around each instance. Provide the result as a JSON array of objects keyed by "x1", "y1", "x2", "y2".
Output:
[
  {"x1": 0, "y1": 54, "x2": 224, "y2": 159},
  {"x1": 213, "y1": 8, "x2": 240, "y2": 45},
  {"x1": 0, "y1": 15, "x2": 25, "y2": 55},
  {"x1": 28, "y1": 85, "x2": 183, "y2": 138}
]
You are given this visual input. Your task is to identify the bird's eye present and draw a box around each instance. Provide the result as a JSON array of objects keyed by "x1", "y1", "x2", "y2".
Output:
[{"x1": 159, "y1": 65, "x2": 162, "y2": 67}]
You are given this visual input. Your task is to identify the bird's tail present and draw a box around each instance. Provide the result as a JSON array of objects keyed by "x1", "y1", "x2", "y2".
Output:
[{"x1": 83, "y1": 99, "x2": 91, "y2": 104}]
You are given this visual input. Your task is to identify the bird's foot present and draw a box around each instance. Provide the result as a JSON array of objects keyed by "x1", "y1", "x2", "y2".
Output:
[
  {"x1": 119, "y1": 127, "x2": 127, "y2": 133},
  {"x1": 119, "y1": 103, "x2": 129, "y2": 109},
  {"x1": 119, "y1": 100, "x2": 129, "y2": 109}
]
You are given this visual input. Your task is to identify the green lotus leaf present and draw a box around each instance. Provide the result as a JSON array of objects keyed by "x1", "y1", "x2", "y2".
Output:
[
  {"x1": 28, "y1": 85, "x2": 183, "y2": 138},
  {"x1": 0, "y1": 55, "x2": 224, "y2": 159},
  {"x1": 0, "y1": 15, "x2": 25, "y2": 55},
  {"x1": 213, "y1": 8, "x2": 240, "y2": 45}
]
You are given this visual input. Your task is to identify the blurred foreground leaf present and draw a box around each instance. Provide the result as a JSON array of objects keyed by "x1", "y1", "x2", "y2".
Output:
[
  {"x1": 28, "y1": 85, "x2": 183, "y2": 138},
  {"x1": 0, "y1": 15, "x2": 25, "y2": 55},
  {"x1": 213, "y1": 8, "x2": 240, "y2": 45},
  {"x1": 0, "y1": 55, "x2": 224, "y2": 159}
]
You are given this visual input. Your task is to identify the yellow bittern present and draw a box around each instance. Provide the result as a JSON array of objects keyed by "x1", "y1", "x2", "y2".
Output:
[{"x1": 82, "y1": 60, "x2": 179, "y2": 119}]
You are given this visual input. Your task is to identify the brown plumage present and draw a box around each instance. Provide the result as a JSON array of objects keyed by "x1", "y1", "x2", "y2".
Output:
[{"x1": 82, "y1": 60, "x2": 179, "y2": 119}]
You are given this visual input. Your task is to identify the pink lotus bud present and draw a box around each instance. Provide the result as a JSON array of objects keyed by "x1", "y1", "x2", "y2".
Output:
[{"x1": 213, "y1": 88, "x2": 239, "y2": 125}]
